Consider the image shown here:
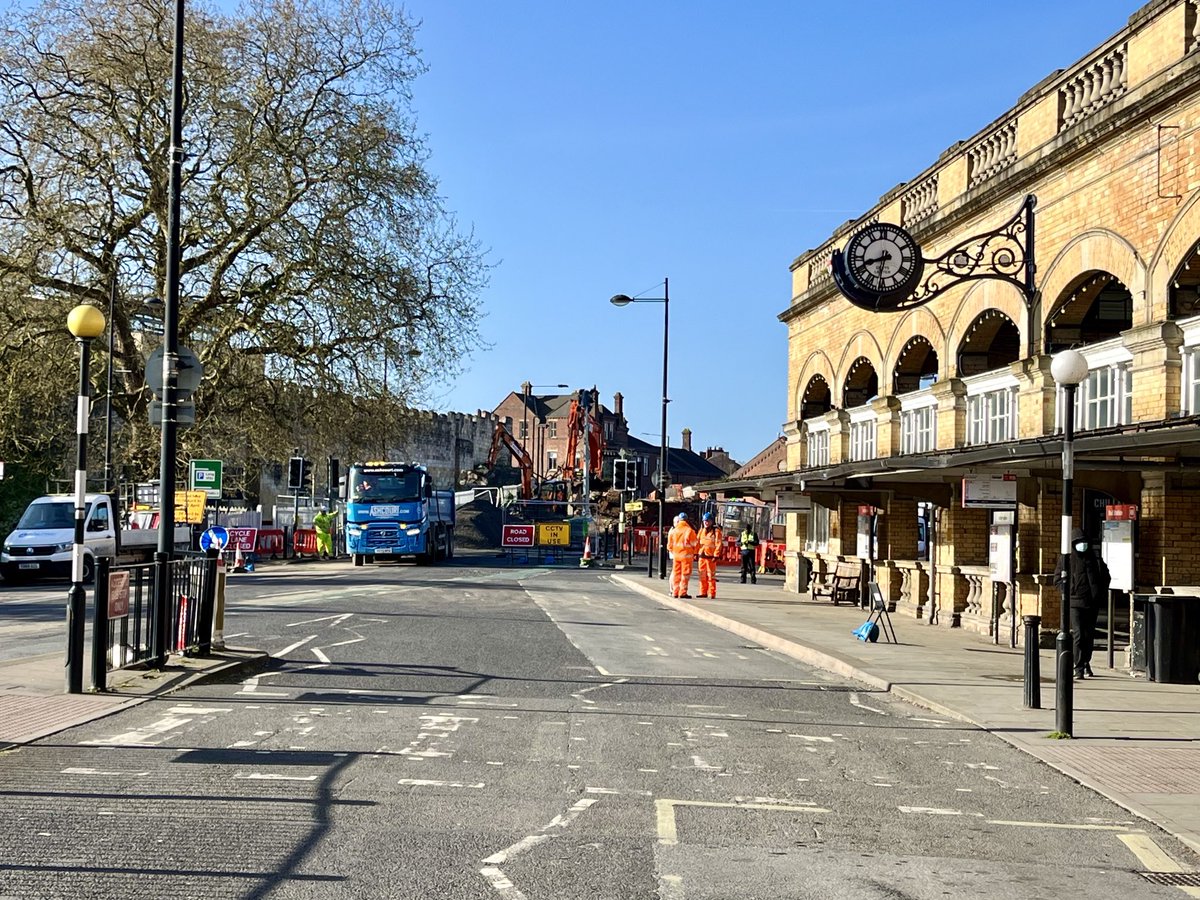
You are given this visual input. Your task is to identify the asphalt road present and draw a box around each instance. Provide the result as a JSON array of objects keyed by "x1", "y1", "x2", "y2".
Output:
[{"x1": 1, "y1": 556, "x2": 1197, "y2": 899}]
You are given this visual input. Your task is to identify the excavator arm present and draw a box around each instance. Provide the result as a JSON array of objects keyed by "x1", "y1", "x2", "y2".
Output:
[{"x1": 486, "y1": 423, "x2": 535, "y2": 500}]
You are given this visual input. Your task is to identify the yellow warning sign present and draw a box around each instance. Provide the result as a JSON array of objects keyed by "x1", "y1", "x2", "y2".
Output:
[
  {"x1": 174, "y1": 490, "x2": 208, "y2": 525},
  {"x1": 537, "y1": 521, "x2": 570, "y2": 547}
]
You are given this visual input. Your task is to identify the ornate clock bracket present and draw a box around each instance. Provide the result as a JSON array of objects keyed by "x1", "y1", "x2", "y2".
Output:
[{"x1": 832, "y1": 194, "x2": 1037, "y2": 313}]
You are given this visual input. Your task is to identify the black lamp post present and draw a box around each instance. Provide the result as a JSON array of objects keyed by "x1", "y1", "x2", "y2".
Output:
[
  {"x1": 610, "y1": 279, "x2": 670, "y2": 579},
  {"x1": 66, "y1": 304, "x2": 106, "y2": 693},
  {"x1": 1051, "y1": 347, "x2": 1088, "y2": 737}
]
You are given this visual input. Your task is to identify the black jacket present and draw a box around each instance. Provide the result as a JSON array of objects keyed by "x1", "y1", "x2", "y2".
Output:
[{"x1": 1053, "y1": 529, "x2": 1110, "y2": 609}]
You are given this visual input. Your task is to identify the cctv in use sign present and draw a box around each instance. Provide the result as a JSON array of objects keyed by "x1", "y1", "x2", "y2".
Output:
[{"x1": 502, "y1": 524, "x2": 535, "y2": 548}]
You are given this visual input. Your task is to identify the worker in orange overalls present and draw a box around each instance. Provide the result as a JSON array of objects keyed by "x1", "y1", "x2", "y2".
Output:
[
  {"x1": 667, "y1": 511, "x2": 699, "y2": 598},
  {"x1": 696, "y1": 511, "x2": 722, "y2": 599}
]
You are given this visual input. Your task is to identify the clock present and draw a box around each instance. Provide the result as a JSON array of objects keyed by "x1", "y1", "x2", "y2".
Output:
[{"x1": 842, "y1": 223, "x2": 924, "y2": 299}]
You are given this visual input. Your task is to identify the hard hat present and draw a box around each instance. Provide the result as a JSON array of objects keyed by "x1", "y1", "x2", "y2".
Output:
[
  {"x1": 703, "y1": 512, "x2": 713, "y2": 522},
  {"x1": 678, "y1": 511, "x2": 688, "y2": 521}
]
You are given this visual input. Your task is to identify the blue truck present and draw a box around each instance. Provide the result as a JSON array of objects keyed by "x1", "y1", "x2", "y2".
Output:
[{"x1": 345, "y1": 462, "x2": 455, "y2": 566}]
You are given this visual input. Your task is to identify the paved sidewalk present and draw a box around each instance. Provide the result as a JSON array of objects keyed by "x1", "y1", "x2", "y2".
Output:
[
  {"x1": 612, "y1": 570, "x2": 1200, "y2": 855},
  {"x1": 0, "y1": 647, "x2": 263, "y2": 750}
]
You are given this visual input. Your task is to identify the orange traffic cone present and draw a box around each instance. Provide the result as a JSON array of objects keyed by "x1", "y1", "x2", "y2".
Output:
[
  {"x1": 233, "y1": 546, "x2": 246, "y2": 573},
  {"x1": 580, "y1": 535, "x2": 593, "y2": 568}
]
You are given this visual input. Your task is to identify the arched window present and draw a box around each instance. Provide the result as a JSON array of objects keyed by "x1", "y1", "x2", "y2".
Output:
[
  {"x1": 800, "y1": 375, "x2": 832, "y2": 420},
  {"x1": 1045, "y1": 272, "x2": 1132, "y2": 354},
  {"x1": 893, "y1": 336, "x2": 939, "y2": 395},
  {"x1": 1169, "y1": 242, "x2": 1200, "y2": 321},
  {"x1": 843, "y1": 357, "x2": 878, "y2": 408},
  {"x1": 958, "y1": 310, "x2": 1020, "y2": 377}
]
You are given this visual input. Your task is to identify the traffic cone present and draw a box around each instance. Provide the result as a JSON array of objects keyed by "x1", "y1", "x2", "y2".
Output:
[
  {"x1": 580, "y1": 536, "x2": 593, "y2": 568},
  {"x1": 233, "y1": 546, "x2": 246, "y2": 573}
]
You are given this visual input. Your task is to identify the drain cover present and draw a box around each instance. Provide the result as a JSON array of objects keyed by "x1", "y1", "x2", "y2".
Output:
[{"x1": 1139, "y1": 873, "x2": 1200, "y2": 886}]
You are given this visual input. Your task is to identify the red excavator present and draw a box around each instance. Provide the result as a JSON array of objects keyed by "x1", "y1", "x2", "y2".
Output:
[
  {"x1": 560, "y1": 395, "x2": 605, "y2": 483},
  {"x1": 484, "y1": 422, "x2": 536, "y2": 500}
]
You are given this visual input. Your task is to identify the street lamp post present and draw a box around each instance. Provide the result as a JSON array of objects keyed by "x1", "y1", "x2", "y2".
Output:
[
  {"x1": 1051, "y1": 348, "x2": 1089, "y2": 737},
  {"x1": 103, "y1": 271, "x2": 117, "y2": 493},
  {"x1": 66, "y1": 304, "x2": 106, "y2": 694},
  {"x1": 610, "y1": 278, "x2": 670, "y2": 579}
]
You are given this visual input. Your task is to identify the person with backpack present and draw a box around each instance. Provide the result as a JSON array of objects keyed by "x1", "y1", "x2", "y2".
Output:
[{"x1": 1054, "y1": 527, "x2": 1111, "y2": 679}]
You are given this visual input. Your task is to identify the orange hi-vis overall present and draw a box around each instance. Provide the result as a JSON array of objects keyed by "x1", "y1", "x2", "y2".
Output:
[
  {"x1": 696, "y1": 524, "x2": 722, "y2": 598},
  {"x1": 667, "y1": 521, "x2": 699, "y2": 597}
]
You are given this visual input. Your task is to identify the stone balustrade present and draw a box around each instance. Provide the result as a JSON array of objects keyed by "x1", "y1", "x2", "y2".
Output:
[
  {"x1": 893, "y1": 560, "x2": 929, "y2": 619},
  {"x1": 967, "y1": 120, "x2": 1017, "y2": 189},
  {"x1": 957, "y1": 565, "x2": 993, "y2": 635},
  {"x1": 1058, "y1": 43, "x2": 1127, "y2": 131},
  {"x1": 901, "y1": 175, "x2": 938, "y2": 229}
]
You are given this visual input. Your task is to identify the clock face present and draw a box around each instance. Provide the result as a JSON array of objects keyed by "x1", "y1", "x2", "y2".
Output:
[{"x1": 845, "y1": 224, "x2": 924, "y2": 298}]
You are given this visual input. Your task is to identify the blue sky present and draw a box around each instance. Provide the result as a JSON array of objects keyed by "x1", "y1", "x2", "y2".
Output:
[{"x1": 407, "y1": 0, "x2": 1135, "y2": 462}]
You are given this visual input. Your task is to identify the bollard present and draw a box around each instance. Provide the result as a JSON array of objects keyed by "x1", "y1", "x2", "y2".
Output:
[
  {"x1": 1022, "y1": 615, "x2": 1041, "y2": 708},
  {"x1": 213, "y1": 569, "x2": 227, "y2": 650},
  {"x1": 197, "y1": 547, "x2": 218, "y2": 655},
  {"x1": 91, "y1": 558, "x2": 110, "y2": 692}
]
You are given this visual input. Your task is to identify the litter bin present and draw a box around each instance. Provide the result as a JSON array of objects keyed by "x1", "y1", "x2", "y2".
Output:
[{"x1": 1145, "y1": 595, "x2": 1200, "y2": 684}]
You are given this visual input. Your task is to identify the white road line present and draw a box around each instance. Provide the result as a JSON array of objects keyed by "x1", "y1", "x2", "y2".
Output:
[
  {"x1": 655, "y1": 799, "x2": 831, "y2": 845},
  {"x1": 483, "y1": 834, "x2": 549, "y2": 865},
  {"x1": 328, "y1": 637, "x2": 365, "y2": 647},
  {"x1": 167, "y1": 706, "x2": 231, "y2": 715},
  {"x1": 571, "y1": 677, "x2": 628, "y2": 704},
  {"x1": 311, "y1": 647, "x2": 331, "y2": 664},
  {"x1": 233, "y1": 773, "x2": 318, "y2": 782},
  {"x1": 1118, "y1": 833, "x2": 1184, "y2": 871},
  {"x1": 478, "y1": 797, "x2": 598, "y2": 898},
  {"x1": 285, "y1": 613, "x2": 351, "y2": 627},
  {"x1": 848, "y1": 693, "x2": 887, "y2": 715},
  {"x1": 398, "y1": 779, "x2": 485, "y2": 789},
  {"x1": 899, "y1": 806, "x2": 965, "y2": 816},
  {"x1": 789, "y1": 734, "x2": 834, "y2": 743},
  {"x1": 986, "y1": 820, "x2": 1140, "y2": 831},
  {"x1": 276, "y1": 634, "x2": 317, "y2": 655},
  {"x1": 659, "y1": 874, "x2": 684, "y2": 900},
  {"x1": 60, "y1": 767, "x2": 149, "y2": 777},
  {"x1": 479, "y1": 866, "x2": 529, "y2": 900},
  {"x1": 81, "y1": 716, "x2": 193, "y2": 746}
]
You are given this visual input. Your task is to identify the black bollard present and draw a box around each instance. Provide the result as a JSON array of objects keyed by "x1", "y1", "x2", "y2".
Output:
[{"x1": 1023, "y1": 614, "x2": 1041, "y2": 709}]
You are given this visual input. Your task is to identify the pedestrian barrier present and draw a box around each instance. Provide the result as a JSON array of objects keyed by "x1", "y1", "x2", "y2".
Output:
[
  {"x1": 293, "y1": 528, "x2": 319, "y2": 557},
  {"x1": 759, "y1": 541, "x2": 786, "y2": 574}
]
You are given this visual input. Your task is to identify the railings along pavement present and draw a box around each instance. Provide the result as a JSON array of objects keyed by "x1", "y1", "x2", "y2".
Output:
[{"x1": 91, "y1": 551, "x2": 218, "y2": 691}]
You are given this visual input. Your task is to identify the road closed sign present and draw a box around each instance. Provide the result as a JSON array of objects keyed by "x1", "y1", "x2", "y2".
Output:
[{"x1": 502, "y1": 524, "x2": 535, "y2": 547}]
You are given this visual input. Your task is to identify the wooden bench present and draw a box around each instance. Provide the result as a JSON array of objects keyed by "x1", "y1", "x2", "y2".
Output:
[{"x1": 812, "y1": 561, "x2": 862, "y2": 606}]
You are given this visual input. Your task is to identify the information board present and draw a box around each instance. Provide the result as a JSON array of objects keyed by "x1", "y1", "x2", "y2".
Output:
[
  {"x1": 963, "y1": 473, "x2": 1018, "y2": 509},
  {"x1": 537, "y1": 522, "x2": 570, "y2": 547},
  {"x1": 107, "y1": 570, "x2": 130, "y2": 619},
  {"x1": 175, "y1": 490, "x2": 208, "y2": 524},
  {"x1": 1102, "y1": 519, "x2": 1135, "y2": 592}
]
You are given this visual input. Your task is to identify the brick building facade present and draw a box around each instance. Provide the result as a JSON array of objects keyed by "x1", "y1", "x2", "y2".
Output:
[{"x1": 764, "y1": 0, "x2": 1200, "y2": 650}]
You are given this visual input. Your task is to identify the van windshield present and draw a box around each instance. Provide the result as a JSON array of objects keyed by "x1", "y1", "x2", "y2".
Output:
[{"x1": 16, "y1": 501, "x2": 78, "y2": 530}]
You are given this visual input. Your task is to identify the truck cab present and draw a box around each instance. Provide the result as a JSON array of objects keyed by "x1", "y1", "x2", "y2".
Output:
[{"x1": 345, "y1": 463, "x2": 455, "y2": 566}]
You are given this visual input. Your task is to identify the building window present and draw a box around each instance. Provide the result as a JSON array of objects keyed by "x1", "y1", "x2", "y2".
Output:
[
  {"x1": 967, "y1": 387, "x2": 1017, "y2": 445},
  {"x1": 900, "y1": 406, "x2": 936, "y2": 455},
  {"x1": 806, "y1": 505, "x2": 830, "y2": 553},
  {"x1": 547, "y1": 451, "x2": 558, "y2": 469},
  {"x1": 1079, "y1": 364, "x2": 1132, "y2": 430},
  {"x1": 518, "y1": 421, "x2": 527, "y2": 440},
  {"x1": 807, "y1": 429, "x2": 830, "y2": 467},
  {"x1": 548, "y1": 421, "x2": 558, "y2": 438},
  {"x1": 604, "y1": 420, "x2": 614, "y2": 439},
  {"x1": 848, "y1": 419, "x2": 876, "y2": 462},
  {"x1": 1184, "y1": 347, "x2": 1200, "y2": 415}
]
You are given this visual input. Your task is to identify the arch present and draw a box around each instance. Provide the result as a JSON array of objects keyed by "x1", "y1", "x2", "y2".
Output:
[
  {"x1": 1149, "y1": 187, "x2": 1200, "y2": 319},
  {"x1": 892, "y1": 335, "x2": 939, "y2": 395},
  {"x1": 883, "y1": 306, "x2": 947, "y2": 374},
  {"x1": 1044, "y1": 271, "x2": 1133, "y2": 354},
  {"x1": 834, "y1": 329, "x2": 884, "y2": 391},
  {"x1": 842, "y1": 356, "x2": 879, "y2": 408},
  {"x1": 956, "y1": 309, "x2": 1021, "y2": 377},
  {"x1": 1040, "y1": 228, "x2": 1146, "y2": 327},
  {"x1": 799, "y1": 374, "x2": 833, "y2": 420},
  {"x1": 1166, "y1": 239, "x2": 1200, "y2": 320},
  {"x1": 793, "y1": 349, "x2": 836, "y2": 419},
  {"x1": 944, "y1": 279, "x2": 1027, "y2": 376}
]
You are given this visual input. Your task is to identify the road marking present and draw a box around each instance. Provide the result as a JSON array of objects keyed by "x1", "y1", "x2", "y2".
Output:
[
  {"x1": 1118, "y1": 833, "x2": 1184, "y2": 871},
  {"x1": 987, "y1": 820, "x2": 1142, "y2": 831},
  {"x1": 848, "y1": 693, "x2": 887, "y2": 715},
  {"x1": 479, "y1": 866, "x2": 528, "y2": 900},
  {"x1": 655, "y1": 799, "x2": 831, "y2": 845},
  {"x1": 233, "y1": 773, "x2": 318, "y2": 782},
  {"x1": 311, "y1": 647, "x2": 330, "y2": 664},
  {"x1": 276, "y1": 634, "x2": 317, "y2": 655},
  {"x1": 60, "y1": 767, "x2": 149, "y2": 777},
  {"x1": 899, "y1": 807, "x2": 965, "y2": 816},
  {"x1": 789, "y1": 734, "x2": 834, "y2": 743},
  {"x1": 81, "y1": 715, "x2": 192, "y2": 746},
  {"x1": 659, "y1": 874, "x2": 684, "y2": 900},
  {"x1": 398, "y1": 778, "x2": 485, "y2": 789},
  {"x1": 166, "y1": 705, "x2": 231, "y2": 715},
  {"x1": 571, "y1": 677, "x2": 628, "y2": 704},
  {"x1": 479, "y1": 797, "x2": 598, "y2": 898},
  {"x1": 328, "y1": 637, "x2": 365, "y2": 647},
  {"x1": 285, "y1": 613, "x2": 352, "y2": 627}
]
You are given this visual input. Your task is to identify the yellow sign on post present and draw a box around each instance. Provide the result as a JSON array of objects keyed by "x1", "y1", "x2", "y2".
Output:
[
  {"x1": 537, "y1": 521, "x2": 570, "y2": 547},
  {"x1": 624, "y1": 501, "x2": 644, "y2": 513},
  {"x1": 175, "y1": 490, "x2": 208, "y2": 525}
]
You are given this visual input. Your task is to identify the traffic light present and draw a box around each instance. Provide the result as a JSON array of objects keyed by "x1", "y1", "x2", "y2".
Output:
[
  {"x1": 288, "y1": 456, "x2": 304, "y2": 490},
  {"x1": 614, "y1": 458, "x2": 639, "y2": 493}
]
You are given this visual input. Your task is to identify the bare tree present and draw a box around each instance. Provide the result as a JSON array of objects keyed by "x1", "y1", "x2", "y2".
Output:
[{"x1": 0, "y1": 0, "x2": 487, "y2": 488}]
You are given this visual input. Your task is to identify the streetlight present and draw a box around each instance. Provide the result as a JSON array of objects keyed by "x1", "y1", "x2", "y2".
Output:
[
  {"x1": 610, "y1": 277, "x2": 670, "y2": 579},
  {"x1": 66, "y1": 303, "x2": 106, "y2": 694},
  {"x1": 1051, "y1": 347, "x2": 1089, "y2": 737}
]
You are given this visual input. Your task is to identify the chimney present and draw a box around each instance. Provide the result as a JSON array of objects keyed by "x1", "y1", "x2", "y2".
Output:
[
  {"x1": 613, "y1": 391, "x2": 623, "y2": 416},
  {"x1": 682, "y1": 428, "x2": 692, "y2": 453}
]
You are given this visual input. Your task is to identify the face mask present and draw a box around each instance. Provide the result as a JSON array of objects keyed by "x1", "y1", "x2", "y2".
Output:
[{"x1": 1074, "y1": 541, "x2": 1089, "y2": 553}]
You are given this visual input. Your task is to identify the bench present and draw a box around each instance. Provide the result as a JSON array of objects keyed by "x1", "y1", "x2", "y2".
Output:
[{"x1": 812, "y1": 561, "x2": 862, "y2": 606}]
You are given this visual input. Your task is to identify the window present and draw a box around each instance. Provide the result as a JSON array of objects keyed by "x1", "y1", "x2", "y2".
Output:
[
  {"x1": 806, "y1": 505, "x2": 830, "y2": 553},
  {"x1": 547, "y1": 451, "x2": 558, "y2": 468},
  {"x1": 604, "y1": 420, "x2": 614, "y2": 439},
  {"x1": 848, "y1": 419, "x2": 876, "y2": 461},
  {"x1": 900, "y1": 406, "x2": 936, "y2": 454},
  {"x1": 807, "y1": 428, "x2": 830, "y2": 467},
  {"x1": 1185, "y1": 347, "x2": 1200, "y2": 415},
  {"x1": 966, "y1": 387, "x2": 1017, "y2": 445},
  {"x1": 548, "y1": 421, "x2": 558, "y2": 438},
  {"x1": 518, "y1": 421, "x2": 528, "y2": 440},
  {"x1": 1077, "y1": 364, "x2": 1132, "y2": 430}
]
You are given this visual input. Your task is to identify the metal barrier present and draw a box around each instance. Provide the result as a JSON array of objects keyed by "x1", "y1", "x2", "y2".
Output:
[
  {"x1": 293, "y1": 527, "x2": 319, "y2": 557},
  {"x1": 92, "y1": 552, "x2": 218, "y2": 691},
  {"x1": 257, "y1": 528, "x2": 286, "y2": 558}
]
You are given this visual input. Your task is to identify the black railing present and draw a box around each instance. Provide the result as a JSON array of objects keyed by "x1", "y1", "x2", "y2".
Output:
[{"x1": 92, "y1": 551, "x2": 219, "y2": 691}]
